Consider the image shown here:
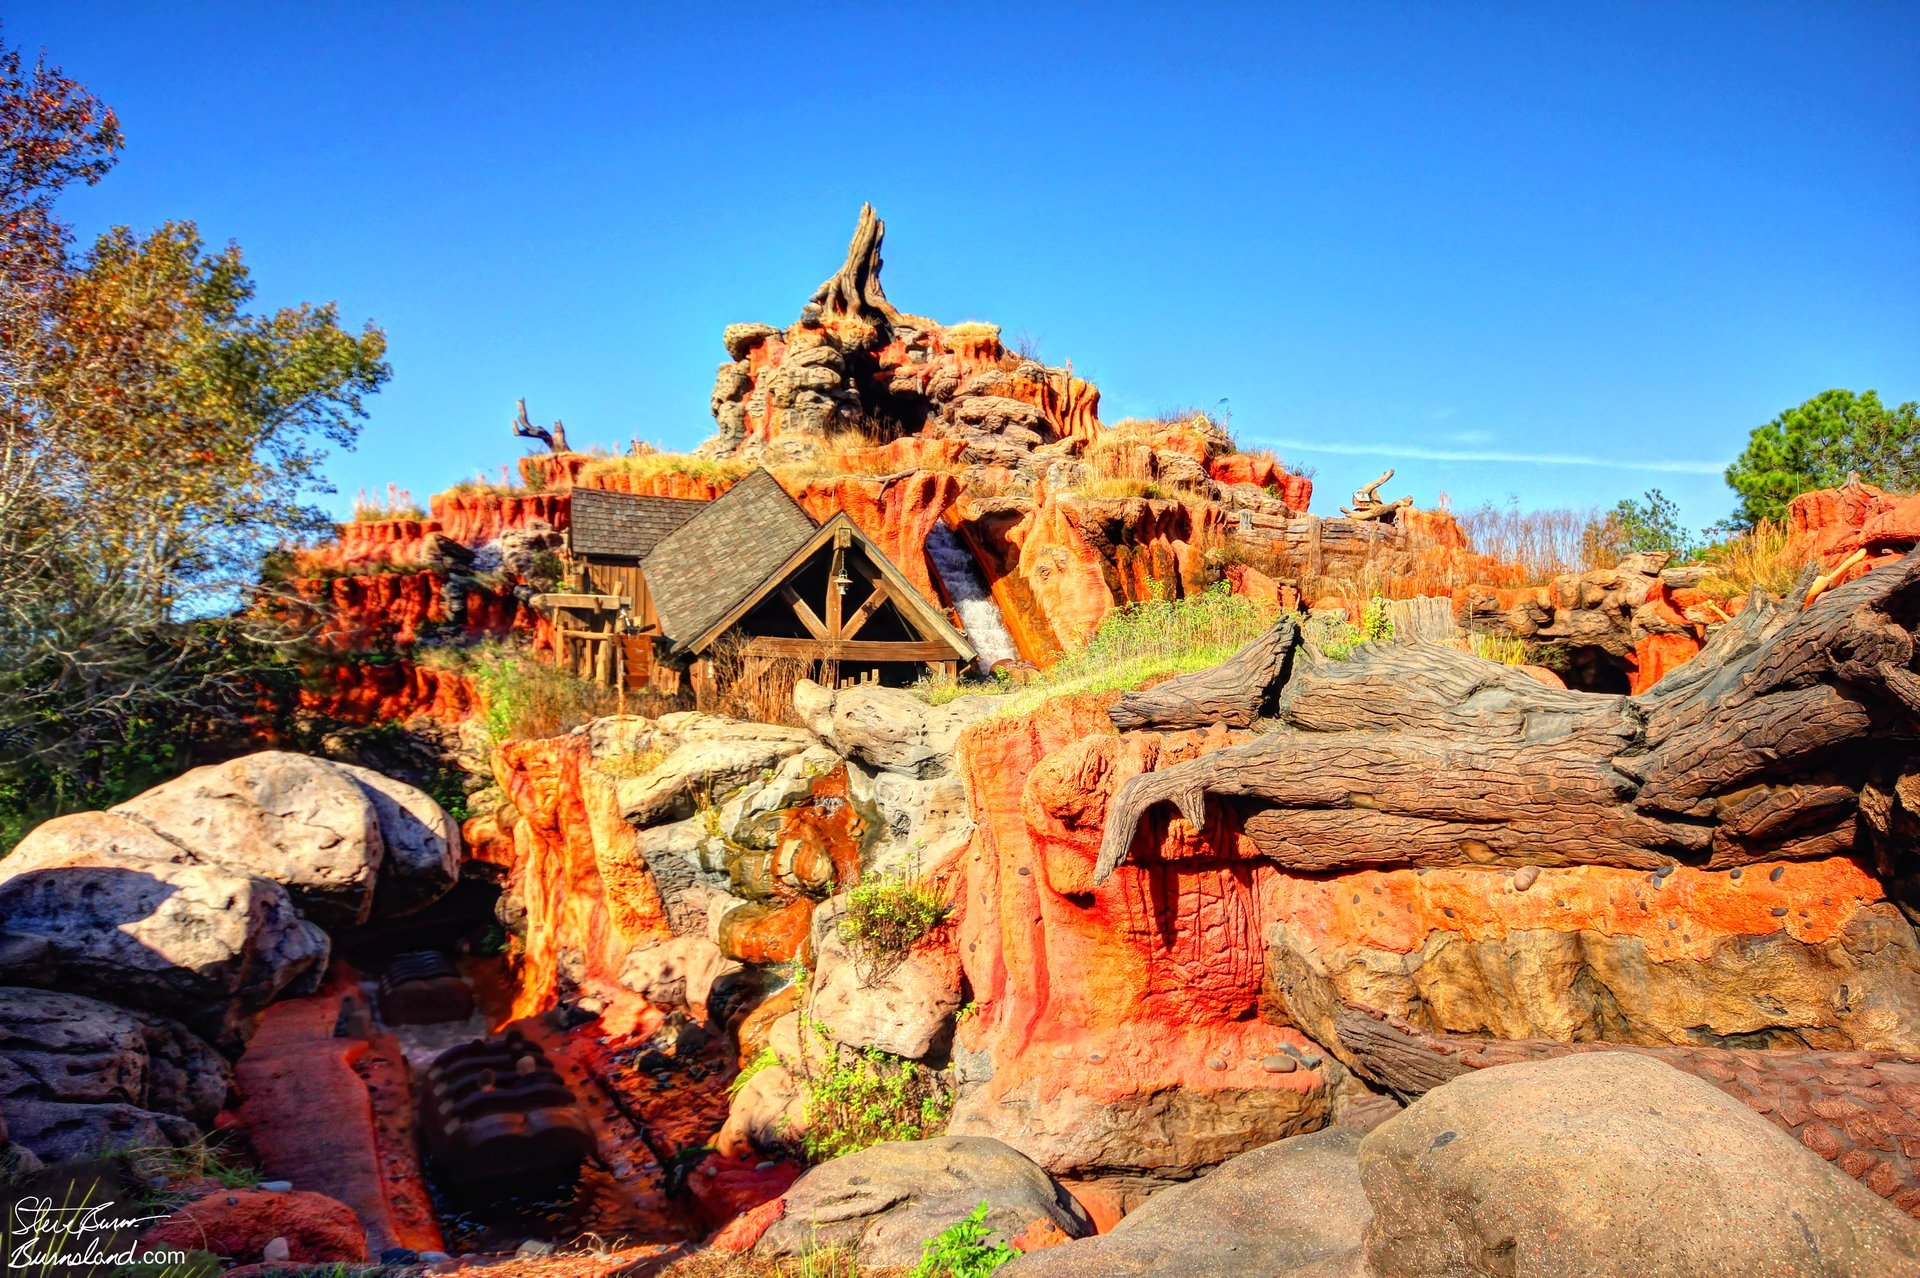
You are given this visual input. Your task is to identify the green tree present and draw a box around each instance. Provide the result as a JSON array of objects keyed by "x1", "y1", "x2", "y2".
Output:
[
  {"x1": 0, "y1": 31, "x2": 387, "y2": 841},
  {"x1": 1592, "y1": 488, "x2": 1695, "y2": 561},
  {"x1": 1724, "y1": 389, "x2": 1920, "y2": 528}
]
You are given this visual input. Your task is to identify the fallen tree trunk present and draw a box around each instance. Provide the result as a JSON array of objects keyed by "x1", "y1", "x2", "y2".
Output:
[
  {"x1": 1107, "y1": 616, "x2": 1298, "y2": 731},
  {"x1": 1097, "y1": 550, "x2": 1920, "y2": 885}
]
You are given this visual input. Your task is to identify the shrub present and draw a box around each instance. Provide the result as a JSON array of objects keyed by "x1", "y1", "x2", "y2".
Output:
[
  {"x1": 466, "y1": 644, "x2": 619, "y2": 744},
  {"x1": 1359, "y1": 596, "x2": 1396, "y2": 643},
  {"x1": 841, "y1": 875, "x2": 947, "y2": 982},
  {"x1": 598, "y1": 745, "x2": 670, "y2": 778},
  {"x1": 911, "y1": 1202, "x2": 1019, "y2": 1278},
  {"x1": 801, "y1": 1035, "x2": 953, "y2": 1163}
]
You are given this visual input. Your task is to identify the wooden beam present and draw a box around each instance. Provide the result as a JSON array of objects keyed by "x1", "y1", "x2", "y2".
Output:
[
  {"x1": 781, "y1": 585, "x2": 828, "y2": 640},
  {"x1": 530, "y1": 592, "x2": 625, "y2": 610},
  {"x1": 738, "y1": 637, "x2": 964, "y2": 662},
  {"x1": 826, "y1": 543, "x2": 846, "y2": 639},
  {"x1": 840, "y1": 583, "x2": 891, "y2": 641}
]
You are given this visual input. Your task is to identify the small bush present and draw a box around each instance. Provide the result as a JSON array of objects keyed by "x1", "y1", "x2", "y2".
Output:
[
  {"x1": 730, "y1": 1045, "x2": 780, "y2": 1098},
  {"x1": 911, "y1": 1202, "x2": 1019, "y2": 1278},
  {"x1": 802, "y1": 1034, "x2": 953, "y2": 1163},
  {"x1": 466, "y1": 644, "x2": 619, "y2": 744},
  {"x1": 1359, "y1": 596, "x2": 1396, "y2": 643},
  {"x1": 842, "y1": 876, "x2": 947, "y2": 981}
]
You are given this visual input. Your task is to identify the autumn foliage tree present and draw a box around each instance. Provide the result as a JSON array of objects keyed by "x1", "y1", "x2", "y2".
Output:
[{"x1": 0, "y1": 28, "x2": 388, "y2": 837}]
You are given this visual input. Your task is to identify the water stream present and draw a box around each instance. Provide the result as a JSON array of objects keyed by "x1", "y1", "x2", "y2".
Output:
[{"x1": 926, "y1": 524, "x2": 1020, "y2": 670}]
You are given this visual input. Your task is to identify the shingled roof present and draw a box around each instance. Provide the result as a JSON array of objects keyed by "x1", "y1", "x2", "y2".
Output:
[
  {"x1": 568, "y1": 488, "x2": 708, "y2": 559},
  {"x1": 642, "y1": 468, "x2": 819, "y2": 652}
]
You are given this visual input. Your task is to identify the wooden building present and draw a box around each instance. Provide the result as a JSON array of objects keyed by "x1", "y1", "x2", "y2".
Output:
[
  {"x1": 644, "y1": 468, "x2": 974, "y2": 693},
  {"x1": 536, "y1": 468, "x2": 974, "y2": 694}
]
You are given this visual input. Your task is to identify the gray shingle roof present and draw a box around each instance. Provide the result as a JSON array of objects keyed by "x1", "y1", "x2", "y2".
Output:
[
  {"x1": 642, "y1": 468, "x2": 819, "y2": 651},
  {"x1": 568, "y1": 488, "x2": 708, "y2": 559}
]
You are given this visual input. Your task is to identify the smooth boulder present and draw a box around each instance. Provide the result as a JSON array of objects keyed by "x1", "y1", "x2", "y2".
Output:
[
  {"x1": 114, "y1": 751, "x2": 386, "y2": 928},
  {"x1": 1001, "y1": 1129, "x2": 1368, "y2": 1277},
  {"x1": 1360, "y1": 1051, "x2": 1920, "y2": 1278},
  {"x1": 0, "y1": 814, "x2": 329, "y2": 1046},
  {"x1": 808, "y1": 895, "x2": 961, "y2": 1060},
  {"x1": 328, "y1": 761, "x2": 461, "y2": 917},
  {"x1": 756, "y1": 1135, "x2": 1093, "y2": 1267}
]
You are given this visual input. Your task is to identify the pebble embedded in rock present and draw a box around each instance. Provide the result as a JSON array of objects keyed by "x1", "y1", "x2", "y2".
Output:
[
  {"x1": 1654, "y1": 863, "x2": 1674, "y2": 878},
  {"x1": 1512, "y1": 866, "x2": 1540, "y2": 891},
  {"x1": 262, "y1": 1237, "x2": 291, "y2": 1263},
  {"x1": 1088, "y1": 1052, "x2": 1104, "y2": 1063},
  {"x1": 1261, "y1": 1054, "x2": 1298, "y2": 1073},
  {"x1": 518, "y1": 1239, "x2": 556, "y2": 1256},
  {"x1": 1770, "y1": 865, "x2": 1785, "y2": 881},
  {"x1": 1017, "y1": 866, "x2": 1031, "y2": 876},
  {"x1": 1771, "y1": 906, "x2": 1789, "y2": 917},
  {"x1": 1730, "y1": 867, "x2": 1743, "y2": 880},
  {"x1": 1206, "y1": 1054, "x2": 1228, "y2": 1071},
  {"x1": 258, "y1": 1180, "x2": 292, "y2": 1192}
]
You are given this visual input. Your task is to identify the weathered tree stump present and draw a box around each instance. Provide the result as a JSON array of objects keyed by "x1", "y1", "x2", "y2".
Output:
[
  {"x1": 808, "y1": 203, "x2": 898, "y2": 324},
  {"x1": 1107, "y1": 616, "x2": 1299, "y2": 731},
  {"x1": 1097, "y1": 550, "x2": 1920, "y2": 887}
]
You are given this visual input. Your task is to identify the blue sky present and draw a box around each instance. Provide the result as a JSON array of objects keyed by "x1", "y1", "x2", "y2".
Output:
[{"x1": 12, "y1": 3, "x2": 1917, "y2": 532}]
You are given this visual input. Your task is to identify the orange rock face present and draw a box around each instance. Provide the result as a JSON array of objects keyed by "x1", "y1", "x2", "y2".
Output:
[
  {"x1": 788, "y1": 471, "x2": 963, "y2": 608},
  {"x1": 481, "y1": 732, "x2": 670, "y2": 1024},
  {"x1": 285, "y1": 572, "x2": 543, "y2": 653},
  {"x1": 945, "y1": 697, "x2": 1335, "y2": 1179},
  {"x1": 295, "y1": 657, "x2": 479, "y2": 723},
  {"x1": 141, "y1": 1189, "x2": 369, "y2": 1265}
]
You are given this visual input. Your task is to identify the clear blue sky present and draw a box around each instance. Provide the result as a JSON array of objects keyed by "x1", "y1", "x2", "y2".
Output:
[{"x1": 12, "y1": 3, "x2": 1917, "y2": 532}]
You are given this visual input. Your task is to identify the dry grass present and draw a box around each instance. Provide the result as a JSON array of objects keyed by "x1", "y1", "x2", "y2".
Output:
[
  {"x1": 1697, "y1": 519, "x2": 1808, "y2": 600},
  {"x1": 1455, "y1": 499, "x2": 1609, "y2": 581},
  {"x1": 981, "y1": 582, "x2": 1277, "y2": 718},
  {"x1": 577, "y1": 453, "x2": 754, "y2": 487},
  {"x1": 942, "y1": 320, "x2": 1001, "y2": 343},
  {"x1": 350, "y1": 482, "x2": 425, "y2": 521},
  {"x1": 653, "y1": 1246, "x2": 895, "y2": 1277},
  {"x1": 597, "y1": 745, "x2": 670, "y2": 778},
  {"x1": 704, "y1": 634, "x2": 815, "y2": 726}
]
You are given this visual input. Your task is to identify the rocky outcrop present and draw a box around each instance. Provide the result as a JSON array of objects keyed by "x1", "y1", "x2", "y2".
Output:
[
  {"x1": 1361, "y1": 1053, "x2": 1920, "y2": 1277},
  {"x1": 1318, "y1": 1005, "x2": 1920, "y2": 1214},
  {"x1": 753, "y1": 1135, "x2": 1094, "y2": 1267},
  {"x1": 947, "y1": 697, "x2": 1340, "y2": 1189},
  {"x1": 808, "y1": 895, "x2": 962, "y2": 1060},
  {"x1": 140, "y1": 1188, "x2": 369, "y2": 1267},
  {"x1": 1461, "y1": 551, "x2": 1734, "y2": 693},
  {"x1": 1015, "y1": 1053, "x2": 1920, "y2": 1277},
  {"x1": 114, "y1": 752, "x2": 388, "y2": 928},
  {"x1": 0, "y1": 813, "x2": 329, "y2": 1047},
  {"x1": 1000, "y1": 1128, "x2": 1369, "y2": 1277},
  {"x1": 0, "y1": 754, "x2": 458, "y2": 1050},
  {"x1": 0, "y1": 987, "x2": 231, "y2": 1164}
]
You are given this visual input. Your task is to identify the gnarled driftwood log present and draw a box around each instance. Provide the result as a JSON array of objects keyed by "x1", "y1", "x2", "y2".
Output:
[
  {"x1": 809, "y1": 202, "x2": 898, "y2": 324},
  {"x1": 1097, "y1": 549, "x2": 1920, "y2": 886},
  {"x1": 1108, "y1": 617, "x2": 1298, "y2": 731}
]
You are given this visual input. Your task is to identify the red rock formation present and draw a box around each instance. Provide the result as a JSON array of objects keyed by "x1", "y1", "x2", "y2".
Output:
[
  {"x1": 483, "y1": 732, "x2": 671, "y2": 1026},
  {"x1": 429, "y1": 490, "x2": 571, "y2": 544},
  {"x1": 788, "y1": 471, "x2": 963, "y2": 607},
  {"x1": 946, "y1": 696, "x2": 1335, "y2": 1182},
  {"x1": 295, "y1": 658, "x2": 479, "y2": 724},
  {"x1": 284, "y1": 572, "x2": 544, "y2": 654},
  {"x1": 140, "y1": 1189, "x2": 368, "y2": 1266},
  {"x1": 1208, "y1": 454, "x2": 1315, "y2": 511}
]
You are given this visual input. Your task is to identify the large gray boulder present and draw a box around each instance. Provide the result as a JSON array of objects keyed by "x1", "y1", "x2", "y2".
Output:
[
  {"x1": 793, "y1": 682, "x2": 995, "y2": 778},
  {"x1": 0, "y1": 986, "x2": 233, "y2": 1164},
  {"x1": 0, "y1": 813, "x2": 329, "y2": 1046},
  {"x1": 808, "y1": 895, "x2": 961, "y2": 1060},
  {"x1": 113, "y1": 751, "x2": 386, "y2": 927},
  {"x1": 756, "y1": 1135, "x2": 1093, "y2": 1267},
  {"x1": 1001, "y1": 1129, "x2": 1369, "y2": 1277},
  {"x1": 327, "y1": 761, "x2": 461, "y2": 917},
  {"x1": 1360, "y1": 1051, "x2": 1920, "y2": 1278}
]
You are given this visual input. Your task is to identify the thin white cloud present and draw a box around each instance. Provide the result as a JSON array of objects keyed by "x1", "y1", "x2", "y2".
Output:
[
  {"x1": 1255, "y1": 436, "x2": 1726, "y2": 475},
  {"x1": 1446, "y1": 429, "x2": 1495, "y2": 445}
]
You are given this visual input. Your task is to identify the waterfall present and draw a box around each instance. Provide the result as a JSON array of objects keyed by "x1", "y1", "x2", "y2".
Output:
[{"x1": 926, "y1": 524, "x2": 1020, "y2": 671}]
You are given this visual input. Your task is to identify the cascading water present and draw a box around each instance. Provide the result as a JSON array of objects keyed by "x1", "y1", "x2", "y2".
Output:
[{"x1": 926, "y1": 523, "x2": 1020, "y2": 671}]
